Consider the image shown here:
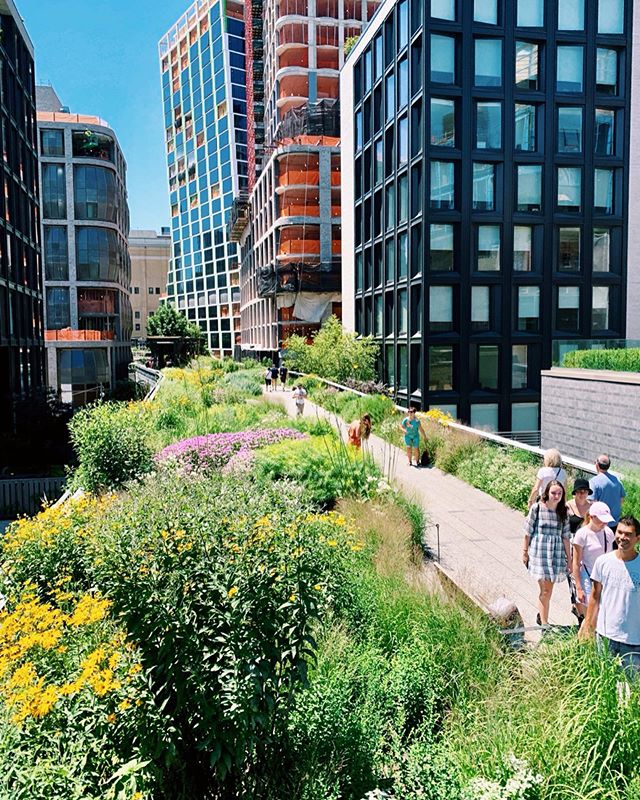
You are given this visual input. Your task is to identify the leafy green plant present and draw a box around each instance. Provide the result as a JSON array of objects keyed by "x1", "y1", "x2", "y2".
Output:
[{"x1": 563, "y1": 347, "x2": 640, "y2": 372}]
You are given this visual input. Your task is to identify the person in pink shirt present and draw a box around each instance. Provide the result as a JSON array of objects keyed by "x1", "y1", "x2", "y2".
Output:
[{"x1": 571, "y1": 501, "x2": 615, "y2": 619}]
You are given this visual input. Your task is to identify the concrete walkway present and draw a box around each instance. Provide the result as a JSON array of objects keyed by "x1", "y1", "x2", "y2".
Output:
[{"x1": 266, "y1": 389, "x2": 576, "y2": 636}]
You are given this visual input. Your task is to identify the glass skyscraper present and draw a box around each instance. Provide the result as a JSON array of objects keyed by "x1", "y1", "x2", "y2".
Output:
[{"x1": 159, "y1": 0, "x2": 247, "y2": 356}]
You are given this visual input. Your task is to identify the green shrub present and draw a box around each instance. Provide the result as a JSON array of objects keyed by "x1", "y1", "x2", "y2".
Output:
[
  {"x1": 68, "y1": 402, "x2": 154, "y2": 492},
  {"x1": 563, "y1": 347, "x2": 640, "y2": 372},
  {"x1": 453, "y1": 443, "x2": 538, "y2": 512},
  {"x1": 223, "y1": 368, "x2": 263, "y2": 396}
]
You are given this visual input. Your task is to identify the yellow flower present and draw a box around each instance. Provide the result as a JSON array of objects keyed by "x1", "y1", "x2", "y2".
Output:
[
  {"x1": 327, "y1": 540, "x2": 338, "y2": 547},
  {"x1": 289, "y1": 594, "x2": 296, "y2": 603},
  {"x1": 314, "y1": 584, "x2": 323, "y2": 591},
  {"x1": 128, "y1": 663, "x2": 142, "y2": 676},
  {"x1": 227, "y1": 586, "x2": 238, "y2": 599},
  {"x1": 107, "y1": 713, "x2": 116, "y2": 724},
  {"x1": 66, "y1": 594, "x2": 111, "y2": 627},
  {"x1": 118, "y1": 698, "x2": 131, "y2": 711}
]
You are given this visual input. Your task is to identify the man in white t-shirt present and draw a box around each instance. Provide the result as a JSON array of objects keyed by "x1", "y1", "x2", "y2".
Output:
[
  {"x1": 580, "y1": 516, "x2": 640, "y2": 674},
  {"x1": 292, "y1": 385, "x2": 307, "y2": 417}
]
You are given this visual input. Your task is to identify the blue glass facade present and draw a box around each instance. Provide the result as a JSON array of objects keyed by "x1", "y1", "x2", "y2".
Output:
[{"x1": 160, "y1": 0, "x2": 247, "y2": 355}]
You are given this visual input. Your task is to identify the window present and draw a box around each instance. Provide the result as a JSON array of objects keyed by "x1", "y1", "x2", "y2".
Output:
[
  {"x1": 134, "y1": 287, "x2": 140, "y2": 294},
  {"x1": 430, "y1": 98, "x2": 455, "y2": 146},
  {"x1": 515, "y1": 42, "x2": 538, "y2": 90},
  {"x1": 558, "y1": 0, "x2": 584, "y2": 30},
  {"x1": 398, "y1": 57, "x2": 409, "y2": 107},
  {"x1": 558, "y1": 228, "x2": 581, "y2": 271},
  {"x1": 385, "y1": 182, "x2": 395, "y2": 229},
  {"x1": 375, "y1": 139, "x2": 383, "y2": 183},
  {"x1": 558, "y1": 107, "x2": 582, "y2": 153},
  {"x1": 134, "y1": 311, "x2": 141, "y2": 319},
  {"x1": 429, "y1": 286, "x2": 453, "y2": 332},
  {"x1": 477, "y1": 345, "x2": 499, "y2": 390},
  {"x1": 398, "y1": 232, "x2": 408, "y2": 278},
  {"x1": 355, "y1": 110, "x2": 363, "y2": 150},
  {"x1": 557, "y1": 46, "x2": 583, "y2": 93},
  {"x1": 517, "y1": 165, "x2": 542, "y2": 211},
  {"x1": 596, "y1": 49, "x2": 618, "y2": 95},
  {"x1": 593, "y1": 228, "x2": 611, "y2": 272},
  {"x1": 517, "y1": 286, "x2": 540, "y2": 331},
  {"x1": 513, "y1": 226, "x2": 532, "y2": 271},
  {"x1": 475, "y1": 39, "x2": 502, "y2": 87},
  {"x1": 557, "y1": 286, "x2": 580, "y2": 331},
  {"x1": 148, "y1": 287, "x2": 154, "y2": 294},
  {"x1": 592, "y1": 286, "x2": 610, "y2": 331},
  {"x1": 432, "y1": 0, "x2": 455, "y2": 20},
  {"x1": 512, "y1": 345, "x2": 528, "y2": 389},
  {"x1": 385, "y1": 74, "x2": 395, "y2": 121},
  {"x1": 385, "y1": 344, "x2": 395, "y2": 385},
  {"x1": 512, "y1": 403, "x2": 539, "y2": 432},
  {"x1": 398, "y1": 288, "x2": 408, "y2": 334},
  {"x1": 398, "y1": 117, "x2": 409, "y2": 163},
  {"x1": 40, "y1": 129, "x2": 64, "y2": 156},
  {"x1": 374, "y1": 295, "x2": 383, "y2": 335},
  {"x1": 76, "y1": 227, "x2": 122, "y2": 281},
  {"x1": 42, "y1": 164, "x2": 67, "y2": 219},
  {"x1": 517, "y1": 0, "x2": 543, "y2": 27},
  {"x1": 476, "y1": 102, "x2": 501, "y2": 149},
  {"x1": 474, "y1": 0, "x2": 497, "y2": 23},
  {"x1": 398, "y1": 0, "x2": 408, "y2": 47},
  {"x1": 398, "y1": 173, "x2": 408, "y2": 221},
  {"x1": 477, "y1": 225, "x2": 500, "y2": 270},
  {"x1": 430, "y1": 161, "x2": 455, "y2": 209},
  {"x1": 74, "y1": 166, "x2": 119, "y2": 222},
  {"x1": 155, "y1": 288, "x2": 161, "y2": 294},
  {"x1": 431, "y1": 34, "x2": 456, "y2": 84},
  {"x1": 411, "y1": 100, "x2": 423, "y2": 156},
  {"x1": 430, "y1": 224, "x2": 454, "y2": 271},
  {"x1": 515, "y1": 104, "x2": 536, "y2": 151},
  {"x1": 72, "y1": 130, "x2": 114, "y2": 161},
  {"x1": 473, "y1": 163, "x2": 495, "y2": 210},
  {"x1": 429, "y1": 345, "x2": 454, "y2": 391},
  {"x1": 598, "y1": 0, "x2": 624, "y2": 34},
  {"x1": 43, "y1": 226, "x2": 68, "y2": 280},
  {"x1": 385, "y1": 238, "x2": 395, "y2": 281},
  {"x1": 557, "y1": 167, "x2": 581, "y2": 212},
  {"x1": 472, "y1": 286, "x2": 491, "y2": 331},
  {"x1": 46, "y1": 288, "x2": 70, "y2": 330},
  {"x1": 135, "y1": 324, "x2": 141, "y2": 332},
  {"x1": 594, "y1": 169, "x2": 614, "y2": 214},
  {"x1": 595, "y1": 109, "x2": 615, "y2": 156},
  {"x1": 470, "y1": 404, "x2": 498, "y2": 431}
]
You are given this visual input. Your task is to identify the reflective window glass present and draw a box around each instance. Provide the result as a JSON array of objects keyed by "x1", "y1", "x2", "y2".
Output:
[
  {"x1": 76, "y1": 227, "x2": 123, "y2": 281},
  {"x1": 42, "y1": 164, "x2": 67, "y2": 219},
  {"x1": 557, "y1": 167, "x2": 582, "y2": 212},
  {"x1": 512, "y1": 402, "x2": 539, "y2": 432},
  {"x1": 398, "y1": 288, "x2": 408, "y2": 334},
  {"x1": 385, "y1": 74, "x2": 395, "y2": 121},
  {"x1": 398, "y1": 57, "x2": 409, "y2": 107},
  {"x1": 43, "y1": 226, "x2": 68, "y2": 280},
  {"x1": 512, "y1": 345, "x2": 528, "y2": 389},
  {"x1": 477, "y1": 225, "x2": 501, "y2": 271},
  {"x1": 513, "y1": 226, "x2": 532, "y2": 271},
  {"x1": 398, "y1": 344, "x2": 408, "y2": 389},
  {"x1": 46, "y1": 288, "x2": 70, "y2": 330},
  {"x1": 557, "y1": 286, "x2": 580, "y2": 331},
  {"x1": 515, "y1": 104, "x2": 536, "y2": 151},
  {"x1": 398, "y1": 117, "x2": 409, "y2": 163},
  {"x1": 473, "y1": 163, "x2": 495, "y2": 210},
  {"x1": 431, "y1": 34, "x2": 456, "y2": 84},
  {"x1": 596, "y1": 49, "x2": 618, "y2": 95},
  {"x1": 398, "y1": 173, "x2": 408, "y2": 221},
  {"x1": 385, "y1": 182, "x2": 395, "y2": 228},
  {"x1": 40, "y1": 129, "x2": 64, "y2": 156},
  {"x1": 470, "y1": 404, "x2": 498, "y2": 430},
  {"x1": 558, "y1": 107, "x2": 583, "y2": 153},
  {"x1": 430, "y1": 224, "x2": 454, "y2": 271},
  {"x1": 431, "y1": 98, "x2": 455, "y2": 146},
  {"x1": 476, "y1": 102, "x2": 501, "y2": 149},
  {"x1": 472, "y1": 286, "x2": 491, "y2": 331},
  {"x1": 557, "y1": 46, "x2": 583, "y2": 93},
  {"x1": 429, "y1": 345, "x2": 454, "y2": 391},
  {"x1": 398, "y1": 232, "x2": 408, "y2": 277},
  {"x1": 558, "y1": 0, "x2": 584, "y2": 30},
  {"x1": 592, "y1": 286, "x2": 610, "y2": 331},
  {"x1": 517, "y1": 286, "x2": 540, "y2": 331},
  {"x1": 385, "y1": 238, "x2": 395, "y2": 281},
  {"x1": 475, "y1": 39, "x2": 502, "y2": 87},
  {"x1": 429, "y1": 286, "x2": 453, "y2": 331},
  {"x1": 430, "y1": 161, "x2": 455, "y2": 209},
  {"x1": 398, "y1": 0, "x2": 408, "y2": 48},
  {"x1": 595, "y1": 109, "x2": 615, "y2": 155},
  {"x1": 474, "y1": 0, "x2": 497, "y2": 23},
  {"x1": 432, "y1": 0, "x2": 455, "y2": 19},
  {"x1": 74, "y1": 166, "x2": 119, "y2": 222},
  {"x1": 515, "y1": 42, "x2": 538, "y2": 90},
  {"x1": 558, "y1": 227, "x2": 581, "y2": 271},
  {"x1": 517, "y1": 165, "x2": 542, "y2": 211},
  {"x1": 593, "y1": 228, "x2": 611, "y2": 272},
  {"x1": 477, "y1": 345, "x2": 499, "y2": 389},
  {"x1": 594, "y1": 169, "x2": 614, "y2": 214},
  {"x1": 517, "y1": 0, "x2": 543, "y2": 26},
  {"x1": 598, "y1": 0, "x2": 624, "y2": 34}
]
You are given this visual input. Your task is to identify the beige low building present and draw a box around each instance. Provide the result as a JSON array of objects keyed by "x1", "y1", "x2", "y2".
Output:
[{"x1": 128, "y1": 229, "x2": 171, "y2": 340}]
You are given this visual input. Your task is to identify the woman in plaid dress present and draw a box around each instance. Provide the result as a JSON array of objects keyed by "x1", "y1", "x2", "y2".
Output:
[{"x1": 522, "y1": 480, "x2": 571, "y2": 626}]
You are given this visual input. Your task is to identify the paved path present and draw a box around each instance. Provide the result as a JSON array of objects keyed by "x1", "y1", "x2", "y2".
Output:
[{"x1": 266, "y1": 389, "x2": 576, "y2": 637}]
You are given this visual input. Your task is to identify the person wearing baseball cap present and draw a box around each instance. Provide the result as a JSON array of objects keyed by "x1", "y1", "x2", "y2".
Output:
[{"x1": 571, "y1": 502, "x2": 615, "y2": 618}]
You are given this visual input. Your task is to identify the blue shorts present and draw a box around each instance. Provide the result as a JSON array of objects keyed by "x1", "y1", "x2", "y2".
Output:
[{"x1": 404, "y1": 434, "x2": 420, "y2": 448}]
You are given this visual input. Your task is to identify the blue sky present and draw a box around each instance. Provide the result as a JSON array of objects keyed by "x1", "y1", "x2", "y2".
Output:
[{"x1": 19, "y1": 0, "x2": 193, "y2": 232}]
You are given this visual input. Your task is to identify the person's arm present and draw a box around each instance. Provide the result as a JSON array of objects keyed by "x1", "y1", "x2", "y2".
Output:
[
  {"x1": 400, "y1": 418, "x2": 407, "y2": 434},
  {"x1": 572, "y1": 542, "x2": 585, "y2": 604},
  {"x1": 522, "y1": 533, "x2": 530, "y2": 566},
  {"x1": 579, "y1": 579, "x2": 602, "y2": 641},
  {"x1": 527, "y1": 478, "x2": 542, "y2": 509},
  {"x1": 563, "y1": 531, "x2": 571, "y2": 574}
]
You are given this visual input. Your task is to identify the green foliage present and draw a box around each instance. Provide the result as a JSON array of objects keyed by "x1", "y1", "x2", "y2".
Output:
[
  {"x1": 253, "y1": 436, "x2": 382, "y2": 506},
  {"x1": 68, "y1": 402, "x2": 154, "y2": 492},
  {"x1": 314, "y1": 387, "x2": 396, "y2": 426},
  {"x1": 146, "y1": 302, "x2": 201, "y2": 339},
  {"x1": 344, "y1": 34, "x2": 359, "y2": 56},
  {"x1": 222, "y1": 368, "x2": 264, "y2": 396},
  {"x1": 285, "y1": 316, "x2": 379, "y2": 383},
  {"x1": 563, "y1": 347, "x2": 640, "y2": 373}
]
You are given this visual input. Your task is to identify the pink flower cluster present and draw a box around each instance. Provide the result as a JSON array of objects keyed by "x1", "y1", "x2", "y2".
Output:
[{"x1": 157, "y1": 428, "x2": 307, "y2": 473}]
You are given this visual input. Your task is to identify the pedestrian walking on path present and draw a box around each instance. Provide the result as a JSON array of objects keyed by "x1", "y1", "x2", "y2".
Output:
[
  {"x1": 270, "y1": 363, "x2": 279, "y2": 391},
  {"x1": 400, "y1": 406, "x2": 426, "y2": 467},
  {"x1": 566, "y1": 477, "x2": 592, "y2": 535},
  {"x1": 264, "y1": 367, "x2": 272, "y2": 392},
  {"x1": 589, "y1": 454, "x2": 626, "y2": 531},
  {"x1": 292, "y1": 384, "x2": 307, "y2": 416},
  {"x1": 571, "y1": 502, "x2": 615, "y2": 619},
  {"x1": 580, "y1": 515, "x2": 640, "y2": 675},
  {"x1": 279, "y1": 364, "x2": 288, "y2": 390},
  {"x1": 347, "y1": 414, "x2": 372, "y2": 449},
  {"x1": 522, "y1": 480, "x2": 571, "y2": 626},
  {"x1": 527, "y1": 449, "x2": 567, "y2": 508}
]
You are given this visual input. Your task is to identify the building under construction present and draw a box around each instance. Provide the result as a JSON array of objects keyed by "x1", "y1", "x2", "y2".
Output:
[{"x1": 231, "y1": 0, "x2": 380, "y2": 357}]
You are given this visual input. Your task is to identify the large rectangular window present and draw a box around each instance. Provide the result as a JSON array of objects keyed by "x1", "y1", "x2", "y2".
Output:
[
  {"x1": 513, "y1": 226, "x2": 532, "y2": 271},
  {"x1": 557, "y1": 286, "x2": 580, "y2": 331},
  {"x1": 557, "y1": 167, "x2": 582, "y2": 212},
  {"x1": 477, "y1": 345, "x2": 499, "y2": 390},
  {"x1": 517, "y1": 0, "x2": 543, "y2": 27},
  {"x1": 596, "y1": 48, "x2": 618, "y2": 95},
  {"x1": 594, "y1": 169, "x2": 614, "y2": 214},
  {"x1": 471, "y1": 285, "x2": 491, "y2": 331},
  {"x1": 595, "y1": 109, "x2": 615, "y2": 156},
  {"x1": 431, "y1": 98, "x2": 455, "y2": 146},
  {"x1": 515, "y1": 104, "x2": 536, "y2": 151},
  {"x1": 46, "y1": 287, "x2": 70, "y2": 330},
  {"x1": 477, "y1": 225, "x2": 501, "y2": 271},
  {"x1": 512, "y1": 345, "x2": 528, "y2": 389},
  {"x1": 474, "y1": 0, "x2": 497, "y2": 24},
  {"x1": 558, "y1": 227, "x2": 581, "y2": 271},
  {"x1": 40, "y1": 129, "x2": 64, "y2": 156},
  {"x1": 592, "y1": 286, "x2": 610, "y2": 331},
  {"x1": 432, "y1": 0, "x2": 455, "y2": 19},
  {"x1": 476, "y1": 102, "x2": 501, "y2": 149},
  {"x1": 430, "y1": 224, "x2": 454, "y2": 271},
  {"x1": 475, "y1": 39, "x2": 502, "y2": 87},
  {"x1": 517, "y1": 165, "x2": 542, "y2": 211},
  {"x1": 512, "y1": 403, "x2": 539, "y2": 432},
  {"x1": 43, "y1": 226, "x2": 69, "y2": 281},
  {"x1": 471, "y1": 404, "x2": 498, "y2": 431},
  {"x1": 398, "y1": 173, "x2": 408, "y2": 221},
  {"x1": 473, "y1": 163, "x2": 495, "y2": 211},
  {"x1": 517, "y1": 286, "x2": 540, "y2": 331},
  {"x1": 398, "y1": 232, "x2": 408, "y2": 278},
  {"x1": 558, "y1": 0, "x2": 584, "y2": 30},
  {"x1": 398, "y1": 57, "x2": 409, "y2": 107},
  {"x1": 429, "y1": 345, "x2": 454, "y2": 391},
  {"x1": 593, "y1": 228, "x2": 611, "y2": 273},
  {"x1": 558, "y1": 107, "x2": 582, "y2": 153},
  {"x1": 42, "y1": 164, "x2": 67, "y2": 219},
  {"x1": 385, "y1": 238, "x2": 395, "y2": 282},
  {"x1": 398, "y1": 117, "x2": 409, "y2": 163},
  {"x1": 431, "y1": 34, "x2": 456, "y2": 84},
  {"x1": 515, "y1": 42, "x2": 539, "y2": 90},
  {"x1": 385, "y1": 182, "x2": 395, "y2": 229},
  {"x1": 430, "y1": 161, "x2": 455, "y2": 209},
  {"x1": 385, "y1": 74, "x2": 395, "y2": 121},
  {"x1": 598, "y1": 0, "x2": 624, "y2": 34},
  {"x1": 429, "y1": 286, "x2": 453, "y2": 332},
  {"x1": 398, "y1": 288, "x2": 408, "y2": 334},
  {"x1": 557, "y1": 46, "x2": 583, "y2": 93}
]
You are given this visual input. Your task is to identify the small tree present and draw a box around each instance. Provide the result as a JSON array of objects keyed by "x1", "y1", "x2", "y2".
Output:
[{"x1": 147, "y1": 303, "x2": 199, "y2": 338}]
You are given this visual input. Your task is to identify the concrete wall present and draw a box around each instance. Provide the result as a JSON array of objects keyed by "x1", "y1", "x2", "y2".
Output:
[{"x1": 541, "y1": 368, "x2": 640, "y2": 466}]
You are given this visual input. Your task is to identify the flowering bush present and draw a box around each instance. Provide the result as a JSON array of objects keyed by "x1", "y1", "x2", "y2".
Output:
[{"x1": 156, "y1": 428, "x2": 307, "y2": 472}]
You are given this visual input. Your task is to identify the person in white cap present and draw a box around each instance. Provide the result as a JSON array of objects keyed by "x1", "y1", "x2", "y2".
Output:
[
  {"x1": 571, "y1": 501, "x2": 616, "y2": 619},
  {"x1": 580, "y1": 515, "x2": 640, "y2": 674}
]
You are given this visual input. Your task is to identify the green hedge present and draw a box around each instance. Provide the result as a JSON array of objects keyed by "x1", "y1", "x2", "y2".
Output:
[{"x1": 563, "y1": 347, "x2": 640, "y2": 372}]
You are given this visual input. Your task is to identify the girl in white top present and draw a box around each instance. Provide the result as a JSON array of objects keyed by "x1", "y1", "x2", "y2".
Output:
[
  {"x1": 571, "y1": 501, "x2": 615, "y2": 617},
  {"x1": 527, "y1": 448, "x2": 567, "y2": 509}
]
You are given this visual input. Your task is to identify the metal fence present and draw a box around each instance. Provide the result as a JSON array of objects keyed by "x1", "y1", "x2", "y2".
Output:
[{"x1": 0, "y1": 477, "x2": 66, "y2": 519}]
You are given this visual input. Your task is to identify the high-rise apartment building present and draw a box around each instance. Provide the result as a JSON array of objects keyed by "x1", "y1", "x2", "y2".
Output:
[
  {"x1": 129, "y1": 228, "x2": 171, "y2": 340},
  {"x1": 234, "y1": 0, "x2": 380, "y2": 357},
  {"x1": 341, "y1": 0, "x2": 636, "y2": 432},
  {"x1": 0, "y1": 0, "x2": 45, "y2": 430},
  {"x1": 159, "y1": 0, "x2": 247, "y2": 357},
  {"x1": 37, "y1": 86, "x2": 132, "y2": 406}
]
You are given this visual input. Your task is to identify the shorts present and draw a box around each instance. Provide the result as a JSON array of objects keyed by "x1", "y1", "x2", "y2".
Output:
[
  {"x1": 597, "y1": 635, "x2": 640, "y2": 675},
  {"x1": 404, "y1": 434, "x2": 420, "y2": 448},
  {"x1": 579, "y1": 566, "x2": 593, "y2": 603}
]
